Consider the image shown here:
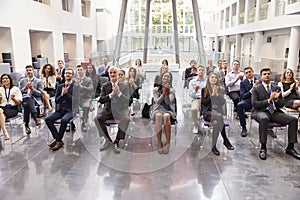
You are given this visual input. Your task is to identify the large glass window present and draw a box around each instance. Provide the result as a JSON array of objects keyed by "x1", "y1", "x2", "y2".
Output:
[
  {"x1": 62, "y1": 0, "x2": 73, "y2": 12},
  {"x1": 33, "y1": 0, "x2": 50, "y2": 5}
]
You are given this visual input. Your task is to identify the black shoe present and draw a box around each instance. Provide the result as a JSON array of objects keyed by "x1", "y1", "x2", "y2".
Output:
[
  {"x1": 259, "y1": 149, "x2": 267, "y2": 160},
  {"x1": 286, "y1": 148, "x2": 300, "y2": 160},
  {"x1": 241, "y1": 128, "x2": 247, "y2": 137},
  {"x1": 223, "y1": 140, "x2": 234, "y2": 150},
  {"x1": 114, "y1": 142, "x2": 120, "y2": 154},
  {"x1": 212, "y1": 146, "x2": 220, "y2": 156}
]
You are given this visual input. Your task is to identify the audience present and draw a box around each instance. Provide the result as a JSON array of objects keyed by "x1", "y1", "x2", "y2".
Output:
[
  {"x1": 201, "y1": 72, "x2": 234, "y2": 156},
  {"x1": 127, "y1": 67, "x2": 140, "y2": 116},
  {"x1": 39, "y1": 63, "x2": 57, "y2": 117},
  {"x1": 151, "y1": 71, "x2": 176, "y2": 154},
  {"x1": 251, "y1": 68, "x2": 300, "y2": 160},
  {"x1": 206, "y1": 59, "x2": 216, "y2": 76},
  {"x1": 189, "y1": 65, "x2": 206, "y2": 134},
  {"x1": 45, "y1": 67, "x2": 80, "y2": 151},
  {"x1": 134, "y1": 58, "x2": 145, "y2": 85},
  {"x1": 94, "y1": 66, "x2": 130, "y2": 154},
  {"x1": 278, "y1": 68, "x2": 300, "y2": 111},
  {"x1": 19, "y1": 65, "x2": 42, "y2": 134},
  {"x1": 154, "y1": 65, "x2": 169, "y2": 87},
  {"x1": 0, "y1": 74, "x2": 22, "y2": 140},
  {"x1": 97, "y1": 57, "x2": 110, "y2": 79},
  {"x1": 56, "y1": 60, "x2": 65, "y2": 84},
  {"x1": 237, "y1": 67, "x2": 260, "y2": 137}
]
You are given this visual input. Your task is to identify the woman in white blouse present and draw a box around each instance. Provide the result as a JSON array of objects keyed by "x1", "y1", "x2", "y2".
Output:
[
  {"x1": 0, "y1": 74, "x2": 22, "y2": 140},
  {"x1": 39, "y1": 63, "x2": 57, "y2": 117}
]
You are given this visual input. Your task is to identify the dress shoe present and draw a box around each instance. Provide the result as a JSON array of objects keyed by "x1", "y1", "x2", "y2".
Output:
[
  {"x1": 48, "y1": 140, "x2": 57, "y2": 148},
  {"x1": 240, "y1": 128, "x2": 247, "y2": 137},
  {"x1": 259, "y1": 149, "x2": 267, "y2": 160},
  {"x1": 99, "y1": 139, "x2": 110, "y2": 151},
  {"x1": 223, "y1": 140, "x2": 234, "y2": 150},
  {"x1": 211, "y1": 146, "x2": 220, "y2": 156},
  {"x1": 52, "y1": 141, "x2": 64, "y2": 151},
  {"x1": 286, "y1": 148, "x2": 300, "y2": 160},
  {"x1": 35, "y1": 119, "x2": 41, "y2": 126},
  {"x1": 25, "y1": 126, "x2": 31, "y2": 134},
  {"x1": 114, "y1": 142, "x2": 120, "y2": 154},
  {"x1": 164, "y1": 144, "x2": 170, "y2": 154}
]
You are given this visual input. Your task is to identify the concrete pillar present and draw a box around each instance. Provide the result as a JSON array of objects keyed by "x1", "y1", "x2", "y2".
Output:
[
  {"x1": 269, "y1": 0, "x2": 276, "y2": 18},
  {"x1": 236, "y1": 0, "x2": 240, "y2": 26},
  {"x1": 255, "y1": 0, "x2": 260, "y2": 21},
  {"x1": 223, "y1": 35, "x2": 230, "y2": 62},
  {"x1": 287, "y1": 26, "x2": 300, "y2": 72},
  {"x1": 235, "y1": 34, "x2": 242, "y2": 62},
  {"x1": 214, "y1": 35, "x2": 219, "y2": 52},
  {"x1": 192, "y1": 0, "x2": 205, "y2": 65},
  {"x1": 253, "y1": 31, "x2": 263, "y2": 63},
  {"x1": 229, "y1": 5, "x2": 232, "y2": 28},
  {"x1": 143, "y1": 0, "x2": 151, "y2": 64},
  {"x1": 171, "y1": 0, "x2": 180, "y2": 64},
  {"x1": 115, "y1": 0, "x2": 128, "y2": 63}
]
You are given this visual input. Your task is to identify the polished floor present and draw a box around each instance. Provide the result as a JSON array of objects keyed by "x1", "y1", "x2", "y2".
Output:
[{"x1": 1, "y1": 72, "x2": 300, "y2": 200}]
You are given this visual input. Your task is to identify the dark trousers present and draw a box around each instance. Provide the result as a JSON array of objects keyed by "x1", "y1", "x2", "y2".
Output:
[
  {"x1": 22, "y1": 97, "x2": 37, "y2": 125},
  {"x1": 228, "y1": 91, "x2": 240, "y2": 111},
  {"x1": 204, "y1": 111, "x2": 227, "y2": 147},
  {"x1": 94, "y1": 111, "x2": 130, "y2": 142},
  {"x1": 45, "y1": 110, "x2": 74, "y2": 141},
  {"x1": 237, "y1": 100, "x2": 252, "y2": 128},
  {"x1": 254, "y1": 110, "x2": 298, "y2": 144}
]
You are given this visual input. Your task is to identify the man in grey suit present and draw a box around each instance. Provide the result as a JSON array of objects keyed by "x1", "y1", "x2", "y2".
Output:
[
  {"x1": 19, "y1": 65, "x2": 43, "y2": 134},
  {"x1": 94, "y1": 66, "x2": 130, "y2": 153},
  {"x1": 251, "y1": 68, "x2": 300, "y2": 160},
  {"x1": 76, "y1": 65, "x2": 93, "y2": 132}
]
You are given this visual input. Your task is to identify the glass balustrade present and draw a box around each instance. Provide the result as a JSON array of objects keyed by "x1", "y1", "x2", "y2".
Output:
[{"x1": 247, "y1": 8, "x2": 255, "y2": 23}]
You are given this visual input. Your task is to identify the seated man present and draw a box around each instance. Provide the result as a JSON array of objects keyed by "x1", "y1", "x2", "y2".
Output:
[
  {"x1": 45, "y1": 67, "x2": 80, "y2": 151},
  {"x1": 237, "y1": 67, "x2": 260, "y2": 137},
  {"x1": 94, "y1": 66, "x2": 130, "y2": 153},
  {"x1": 19, "y1": 65, "x2": 43, "y2": 134},
  {"x1": 188, "y1": 65, "x2": 206, "y2": 134},
  {"x1": 251, "y1": 68, "x2": 300, "y2": 160}
]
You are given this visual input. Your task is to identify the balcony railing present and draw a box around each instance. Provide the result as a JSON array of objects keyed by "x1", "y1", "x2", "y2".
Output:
[
  {"x1": 275, "y1": 0, "x2": 285, "y2": 16},
  {"x1": 231, "y1": 15, "x2": 236, "y2": 27},
  {"x1": 239, "y1": 12, "x2": 244, "y2": 25}
]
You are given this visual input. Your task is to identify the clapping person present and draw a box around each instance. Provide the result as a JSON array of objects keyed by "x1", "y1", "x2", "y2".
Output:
[
  {"x1": 127, "y1": 67, "x2": 140, "y2": 116},
  {"x1": 39, "y1": 63, "x2": 57, "y2": 117},
  {"x1": 278, "y1": 68, "x2": 300, "y2": 111},
  {"x1": 201, "y1": 72, "x2": 234, "y2": 155},
  {"x1": 0, "y1": 74, "x2": 22, "y2": 140},
  {"x1": 151, "y1": 72, "x2": 176, "y2": 154}
]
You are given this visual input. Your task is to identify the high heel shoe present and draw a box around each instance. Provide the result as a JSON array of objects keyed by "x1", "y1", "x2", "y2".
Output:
[
  {"x1": 163, "y1": 144, "x2": 170, "y2": 154},
  {"x1": 158, "y1": 142, "x2": 164, "y2": 154}
]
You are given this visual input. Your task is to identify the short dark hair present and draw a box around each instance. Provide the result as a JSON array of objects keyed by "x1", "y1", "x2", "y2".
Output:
[
  {"x1": 25, "y1": 65, "x2": 34, "y2": 69},
  {"x1": 260, "y1": 67, "x2": 271, "y2": 75},
  {"x1": 244, "y1": 66, "x2": 253, "y2": 72}
]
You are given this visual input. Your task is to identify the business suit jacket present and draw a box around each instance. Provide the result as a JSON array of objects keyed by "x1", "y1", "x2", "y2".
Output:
[
  {"x1": 55, "y1": 81, "x2": 80, "y2": 113},
  {"x1": 19, "y1": 77, "x2": 44, "y2": 105},
  {"x1": 98, "y1": 81, "x2": 130, "y2": 115},
  {"x1": 56, "y1": 68, "x2": 65, "y2": 84},
  {"x1": 240, "y1": 77, "x2": 260, "y2": 102},
  {"x1": 77, "y1": 76, "x2": 93, "y2": 102},
  {"x1": 251, "y1": 83, "x2": 285, "y2": 114}
]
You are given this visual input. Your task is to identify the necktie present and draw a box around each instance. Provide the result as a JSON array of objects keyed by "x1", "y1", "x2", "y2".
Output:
[
  {"x1": 267, "y1": 85, "x2": 274, "y2": 113},
  {"x1": 224, "y1": 70, "x2": 227, "y2": 76},
  {"x1": 250, "y1": 80, "x2": 253, "y2": 87},
  {"x1": 111, "y1": 83, "x2": 116, "y2": 103}
]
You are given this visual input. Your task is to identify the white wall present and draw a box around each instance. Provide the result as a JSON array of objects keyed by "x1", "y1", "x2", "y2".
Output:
[{"x1": 0, "y1": 0, "x2": 97, "y2": 72}]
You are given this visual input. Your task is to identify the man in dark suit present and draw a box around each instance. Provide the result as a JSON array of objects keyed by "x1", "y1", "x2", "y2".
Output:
[
  {"x1": 56, "y1": 60, "x2": 66, "y2": 84},
  {"x1": 94, "y1": 66, "x2": 130, "y2": 153},
  {"x1": 183, "y1": 60, "x2": 197, "y2": 88},
  {"x1": 45, "y1": 67, "x2": 80, "y2": 151},
  {"x1": 237, "y1": 67, "x2": 260, "y2": 137},
  {"x1": 19, "y1": 65, "x2": 43, "y2": 134},
  {"x1": 251, "y1": 68, "x2": 300, "y2": 160}
]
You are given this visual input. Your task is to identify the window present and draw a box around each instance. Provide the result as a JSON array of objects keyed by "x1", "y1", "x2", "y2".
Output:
[
  {"x1": 81, "y1": 0, "x2": 91, "y2": 17},
  {"x1": 33, "y1": 0, "x2": 50, "y2": 5},
  {"x1": 62, "y1": 0, "x2": 73, "y2": 12}
]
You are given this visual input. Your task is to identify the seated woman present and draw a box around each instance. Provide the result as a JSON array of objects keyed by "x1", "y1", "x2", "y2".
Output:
[
  {"x1": 86, "y1": 64, "x2": 100, "y2": 111},
  {"x1": 134, "y1": 58, "x2": 145, "y2": 86},
  {"x1": 39, "y1": 63, "x2": 57, "y2": 117},
  {"x1": 201, "y1": 72, "x2": 234, "y2": 156},
  {"x1": 278, "y1": 68, "x2": 300, "y2": 111},
  {"x1": 151, "y1": 72, "x2": 176, "y2": 154},
  {"x1": 0, "y1": 74, "x2": 22, "y2": 140},
  {"x1": 127, "y1": 67, "x2": 140, "y2": 116},
  {"x1": 154, "y1": 65, "x2": 169, "y2": 87}
]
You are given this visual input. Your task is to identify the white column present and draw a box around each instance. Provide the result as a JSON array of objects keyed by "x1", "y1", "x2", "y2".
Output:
[
  {"x1": 287, "y1": 26, "x2": 300, "y2": 72},
  {"x1": 269, "y1": 0, "x2": 276, "y2": 18},
  {"x1": 235, "y1": 34, "x2": 242, "y2": 62},
  {"x1": 236, "y1": 0, "x2": 240, "y2": 26},
  {"x1": 76, "y1": 34, "x2": 84, "y2": 62},
  {"x1": 223, "y1": 35, "x2": 229, "y2": 61},
  {"x1": 253, "y1": 31, "x2": 263, "y2": 63},
  {"x1": 229, "y1": 5, "x2": 232, "y2": 28},
  {"x1": 53, "y1": 31, "x2": 64, "y2": 62},
  {"x1": 244, "y1": 0, "x2": 249, "y2": 24},
  {"x1": 214, "y1": 35, "x2": 219, "y2": 52},
  {"x1": 255, "y1": 0, "x2": 260, "y2": 21}
]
